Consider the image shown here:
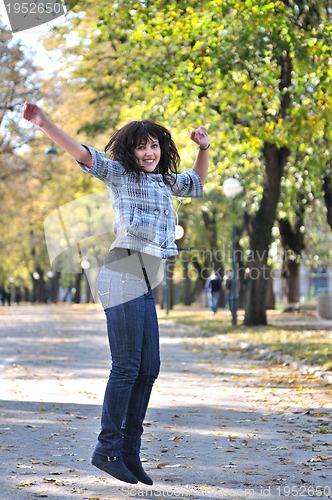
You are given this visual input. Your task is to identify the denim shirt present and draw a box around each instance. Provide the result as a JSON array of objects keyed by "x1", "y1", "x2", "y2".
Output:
[{"x1": 77, "y1": 145, "x2": 203, "y2": 259}]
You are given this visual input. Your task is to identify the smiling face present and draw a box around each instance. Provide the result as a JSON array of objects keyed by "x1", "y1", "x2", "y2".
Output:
[
  {"x1": 105, "y1": 120, "x2": 180, "y2": 185},
  {"x1": 133, "y1": 137, "x2": 161, "y2": 172}
]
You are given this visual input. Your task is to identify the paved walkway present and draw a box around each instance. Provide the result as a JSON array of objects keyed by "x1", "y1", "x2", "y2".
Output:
[{"x1": 0, "y1": 304, "x2": 331, "y2": 500}]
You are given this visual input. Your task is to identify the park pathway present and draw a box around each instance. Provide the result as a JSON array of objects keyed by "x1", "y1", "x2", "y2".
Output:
[{"x1": 0, "y1": 304, "x2": 331, "y2": 500}]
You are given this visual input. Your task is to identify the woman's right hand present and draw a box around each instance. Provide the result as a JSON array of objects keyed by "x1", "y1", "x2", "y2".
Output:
[
  {"x1": 22, "y1": 102, "x2": 48, "y2": 128},
  {"x1": 22, "y1": 101, "x2": 93, "y2": 168}
]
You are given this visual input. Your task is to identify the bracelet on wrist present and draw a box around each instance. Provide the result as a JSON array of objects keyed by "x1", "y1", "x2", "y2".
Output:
[{"x1": 199, "y1": 144, "x2": 210, "y2": 150}]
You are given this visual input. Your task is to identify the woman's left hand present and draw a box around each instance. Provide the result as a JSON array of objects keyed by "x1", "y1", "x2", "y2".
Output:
[{"x1": 190, "y1": 126, "x2": 209, "y2": 150}]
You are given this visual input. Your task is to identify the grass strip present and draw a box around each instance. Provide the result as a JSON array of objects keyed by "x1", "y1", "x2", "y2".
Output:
[{"x1": 157, "y1": 307, "x2": 332, "y2": 371}]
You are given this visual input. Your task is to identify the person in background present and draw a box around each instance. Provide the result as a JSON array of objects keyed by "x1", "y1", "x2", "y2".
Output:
[
  {"x1": 1, "y1": 283, "x2": 12, "y2": 306},
  {"x1": 206, "y1": 270, "x2": 221, "y2": 314}
]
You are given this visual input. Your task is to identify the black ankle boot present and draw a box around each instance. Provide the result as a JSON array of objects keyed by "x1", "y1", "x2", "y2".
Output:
[
  {"x1": 122, "y1": 453, "x2": 153, "y2": 485},
  {"x1": 91, "y1": 451, "x2": 138, "y2": 484}
]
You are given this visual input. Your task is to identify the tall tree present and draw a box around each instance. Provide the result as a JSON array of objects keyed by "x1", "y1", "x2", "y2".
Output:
[
  {"x1": 323, "y1": 171, "x2": 332, "y2": 230},
  {"x1": 0, "y1": 22, "x2": 42, "y2": 290},
  {"x1": 44, "y1": 0, "x2": 331, "y2": 323},
  {"x1": 0, "y1": 23, "x2": 41, "y2": 178}
]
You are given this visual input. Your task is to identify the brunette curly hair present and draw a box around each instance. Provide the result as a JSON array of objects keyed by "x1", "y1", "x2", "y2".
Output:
[{"x1": 104, "y1": 120, "x2": 180, "y2": 187}]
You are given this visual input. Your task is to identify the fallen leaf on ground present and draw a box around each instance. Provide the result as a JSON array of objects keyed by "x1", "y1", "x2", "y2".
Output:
[{"x1": 157, "y1": 462, "x2": 170, "y2": 468}]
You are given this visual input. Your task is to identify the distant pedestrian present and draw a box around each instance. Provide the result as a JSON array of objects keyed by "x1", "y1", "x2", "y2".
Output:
[
  {"x1": 1, "y1": 285, "x2": 11, "y2": 306},
  {"x1": 15, "y1": 287, "x2": 22, "y2": 305},
  {"x1": 206, "y1": 271, "x2": 221, "y2": 314},
  {"x1": 22, "y1": 101, "x2": 210, "y2": 485}
]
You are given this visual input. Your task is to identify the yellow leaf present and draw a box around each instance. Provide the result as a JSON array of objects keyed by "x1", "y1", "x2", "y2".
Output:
[
  {"x1": 173, "y1": 436, "x2": 183, "y2": 442},
  {"x1": 18, "y1": 480, "x2": 34, "y2": 487}
]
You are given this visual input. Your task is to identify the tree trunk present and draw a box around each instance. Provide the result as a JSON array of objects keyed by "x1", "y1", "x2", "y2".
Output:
[
  {"x1": 282, "y1": 259, "x2": 300, "y2": 311},
  {"x1": 265, "y1": 268, "x2": 276, "y2": 310},
  {"x1": 31, "y1": 266, "x2": 47, "y2": 303},
  {"x1": 323, "y1": 174, "x2": 332, "y2": 229},
  {"x1": 279, "y1": 213, "x2": 305, "y2": 310},
  {"x1": 244, "y1": 48, "x2": 292, "y2": 326},
  {"x1": 234, "y1": 233, "x2": 247, "y2": 309},
  {"x1": 182, "y1": 259, "x2": 192, "y2": 305},
  {"x1": 168, "y1": 256, "x2": 176, "y2": 309},
  {"x1": 161, "y1": 256, "x2": 176, "y2": 311},
  {"x1": 244, "y1": 259, "x2": 269, "y2": 325},
  {"x1": 191, "y1": 255, "x2": 206, "y2": 300},
  {"x1": 49, "y1": 271, "x2": 60, "y2": 303},
  {"x1": 201, "y1": 207, "x2": 226, "y2": 306},
  {"x1": 244, "y1": 143, "x2": 289, "y2": 325},
  {"x1": 201, "y1": 208, "x2": 220, "y2": 271},
  {"x1": 74, "y1": 273, "x2": 82, "y2": 303}
]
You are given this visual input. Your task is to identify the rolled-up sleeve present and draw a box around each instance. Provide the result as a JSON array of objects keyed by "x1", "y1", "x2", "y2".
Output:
[
  {"x1": 76, "y1": 145, "x2": 124, "y2": 182},
  {"x1": 171, "y1": 169, "x2": 204, "y2": 198}
]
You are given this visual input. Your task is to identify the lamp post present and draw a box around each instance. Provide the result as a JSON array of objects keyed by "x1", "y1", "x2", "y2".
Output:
[{"x1": 222, "y1": 178, "x2": 243, "y2": 326}]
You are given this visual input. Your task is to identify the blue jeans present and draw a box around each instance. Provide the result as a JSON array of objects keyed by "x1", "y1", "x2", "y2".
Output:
[
  {"x1": 95, "y1": 287, "x2": 160, "y2": 457},
  {"x1": 209, "y1": 291, "x2": 219, "y2": 313}
]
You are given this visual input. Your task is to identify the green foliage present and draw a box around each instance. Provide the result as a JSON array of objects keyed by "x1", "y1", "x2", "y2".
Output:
[
  {"x1": 47, "y1": 1, "x2": 331, "y2": 198},
  {"x1": 0, "y1": 23, "x2": 44, "y2": 288},
  {"x1": 41, "y1": 1, "x2": 331, "y2": 308},
  {"x1": 2, "y1": 1, "x2": 331, "y2": 302}
]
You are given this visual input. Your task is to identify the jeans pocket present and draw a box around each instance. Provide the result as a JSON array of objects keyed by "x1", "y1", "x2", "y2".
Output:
[
  {"x1": 121, "y1": 275, "x2": 147, "y2": 301},
  {"x1": 97, "y1": 278, "x2": 112, "y2": 309}
]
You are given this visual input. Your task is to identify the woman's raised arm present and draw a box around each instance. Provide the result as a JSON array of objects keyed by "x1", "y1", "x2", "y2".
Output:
[
  {"x1": 22, "y1": 102, "x2": 93, "y2": 168},
  {"x1": 190, "y1": 125, "x2": 210, "y2": 185}
]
